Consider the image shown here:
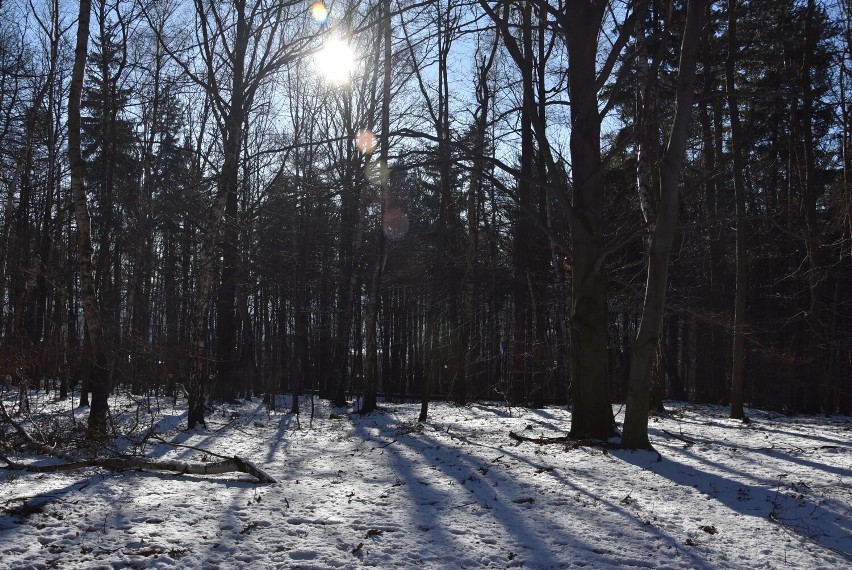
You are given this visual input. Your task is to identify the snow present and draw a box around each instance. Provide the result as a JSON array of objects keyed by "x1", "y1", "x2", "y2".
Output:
[{"x1": 1, "y1": 392, "x2": 850, "y2": 569}]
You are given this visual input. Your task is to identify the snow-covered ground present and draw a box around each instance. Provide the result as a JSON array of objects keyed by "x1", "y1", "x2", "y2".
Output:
[{"x1": 1, "y1": 391, "x2": 850, "y2": 569}]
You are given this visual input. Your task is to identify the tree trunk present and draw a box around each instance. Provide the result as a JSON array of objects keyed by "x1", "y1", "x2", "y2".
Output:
[
  {"x1": 331, "y1": 96, "x2": 362, "y2": 408},
  {"x1": 211, "y1": 2, "x2": 251, "y2": 406},
  {"x1": 622, "y1": 0, "x2": 702, "y2": 449},
  {"x1": 799, "y1": 0, "x2": 827, "y2": 414},
  {"x1": 462, "y1": 34, "x2": 498, "y2": 406},
  {"x1": 697, "y1": 39, "x2": 725, "y2": 403},
  {"x1": 187, "y1": 1, "x2": 254, "y2": 427},
  {"x1": 68, "y1": 0, "x2": 109, "y2": 439},
  {"x1": 564, "y1": 0, "x2": 614, "y2": 439},
  {"x1": 362, "y1": 0, "x2": 393, "y2": 414},
  {"x1": 726, "y1": 0, "x2": 747, "y2": 420}
]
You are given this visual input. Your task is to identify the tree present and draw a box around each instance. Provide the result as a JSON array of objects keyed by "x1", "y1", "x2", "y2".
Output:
[
  {"x1": 152, "y1": 0, "x2": 317, "y2": 427},
  {"x1": 726, "y1": 0, "x2": 747, "y2": 420},
  {"x1": 82, "y1": 0, "x2": 140, "y2": 396},
  {"x1": 68, "y1": 0, "x2": 109, "y2": 438},
  {"x1": 361, "y1": 0, "x2": 393, "y2": 414},
  {"x1": 622, "y1": 0, "x2": 703, "y2": 449}
]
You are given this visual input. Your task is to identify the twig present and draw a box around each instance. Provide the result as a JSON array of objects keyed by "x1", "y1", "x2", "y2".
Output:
[
  {"x1": 661, "y1": 429, "x2": 697, "y2": 445},
  {"x1": 149, "y1": 434, "x2": 231, "y2": 461},
  {"x1": 1, "y1": 401, "x2": 78, "y2": 462}
]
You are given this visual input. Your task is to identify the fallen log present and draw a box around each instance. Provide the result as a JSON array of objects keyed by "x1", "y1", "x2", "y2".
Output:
[
  {"x1": 0, "y1": 402, "x2": 276, "y2": 483},
  {"x1": 509, "y1": 431, "x2": 572, "y2": 445},
  {"x1": 1, "y1": 455, "x2": 277, "y2": 483}
]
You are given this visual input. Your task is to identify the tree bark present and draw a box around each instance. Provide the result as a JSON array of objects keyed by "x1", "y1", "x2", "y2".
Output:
[
  {"x1": 68, "y1": 0, "x2": 109, "y2": 439},
  {"x1": 509, "y1": 1, "x2": 535, "y2": 406},
  {"x1": 697, "y1": 14, "x2": 725, "y2": 403},
  {"x1": 622, "y1": 0, "x2": 702, "y2": 449},
  {"x1": 563, "y1": 0, "x2": 614, "y2": 439}
]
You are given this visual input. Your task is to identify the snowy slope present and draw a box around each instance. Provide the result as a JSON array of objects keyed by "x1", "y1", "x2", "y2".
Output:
[{"x1": 1, "y1": 393, "x2": 850, "y2": 569}]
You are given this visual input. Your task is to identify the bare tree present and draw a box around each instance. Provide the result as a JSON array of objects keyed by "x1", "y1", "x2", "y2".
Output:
[
  {"x1": 481, "y1": 0, "x2": 642, "y2": 437},
  {"x1": 151, "y1": 0, "x2": 317, "y2": 427},
  {"x1": 622, "y1": 0, "x2": 703, "y2": 449},
  {"x1": 726, "y1": 0, "x2": 747, "y2": 420},
  {"x1": 68, "y1": 0, "x2": 110, "y2": 438}
]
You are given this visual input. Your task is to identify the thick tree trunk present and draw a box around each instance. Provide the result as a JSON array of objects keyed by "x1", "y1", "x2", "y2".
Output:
[
  {"x1": 564, "y1": 0, "x2": 614, "y2": 439},
  {"x1": 212, "y1": 2, "x2": 250, "y2": 406},
  {"x1": 188, "y1": 1, "x2": 252, "y2": 427},
  {"x1": 331, "y1": 98, "x2": 362, "y2": 408}
]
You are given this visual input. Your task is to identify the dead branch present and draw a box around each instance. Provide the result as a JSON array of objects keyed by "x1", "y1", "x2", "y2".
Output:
[
  {"x1": 149, "y1": 434, "x2": 232, "y2": 460},
  {"x1": 1, "y1": 400, "x2": 78, "y2": 462},
  {"x1": 509, "y1": 431, "x2": 571, "y2": 445},
  {"x1": 661, "y1": 429, "x2": 697, "y2": 445},
  {"x1": 1, "y1": 455, "x2": 277, "y2": 483},
  {"x1": 1, "y1": 403, "x2": 276, "y2": 483}
]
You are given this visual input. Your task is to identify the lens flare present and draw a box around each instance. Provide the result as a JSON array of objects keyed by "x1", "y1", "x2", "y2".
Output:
[
  {"x1": 314, "y1": 37, "x2": 355, "y2": 85},
  {"x1": 355, "y1": 130, "x2": 377, "y2": 155},
  {"x1": 310, "y1": 2, "x2": 328, "y2": 24}
]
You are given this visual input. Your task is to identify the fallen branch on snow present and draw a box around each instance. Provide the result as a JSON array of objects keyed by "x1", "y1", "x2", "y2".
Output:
[
  {"x1": 661, "y1": 429, "x2": 697, "y2": 445},
  {"x1": 0, "y1": 403, "x2": 277, "y2": 483},
  {"x1": 509, "y1": 431, "x2": 571, "y2": 445},
  {"x1": 508, "y1": 431, "x2": 662, "y2": 460},
  {"x1": 1, "y1": 454, "x2": 277, "y2": 483}
]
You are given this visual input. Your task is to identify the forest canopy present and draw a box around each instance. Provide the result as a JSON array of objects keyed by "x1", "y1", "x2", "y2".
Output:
[{"x1": 0, "y1": 0, "x2": 850, "y2": 445}]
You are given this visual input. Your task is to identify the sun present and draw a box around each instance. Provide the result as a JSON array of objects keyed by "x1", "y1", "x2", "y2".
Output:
[{"x1": 314, "y1": 37, "x2": 356, "y2": 85}]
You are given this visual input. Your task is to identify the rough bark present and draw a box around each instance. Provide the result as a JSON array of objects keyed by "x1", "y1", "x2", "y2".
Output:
[
  {"x1": 187, "y1": 0, "x2": 251, "y2": 425},
  {"x1": 563, "y1": 0, "x2": 615, "y2": 439}
]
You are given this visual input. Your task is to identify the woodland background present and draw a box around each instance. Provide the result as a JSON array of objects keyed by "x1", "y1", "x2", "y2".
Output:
[{"x1": 0, "y1": 0, "x2": 850, "y2": 442}]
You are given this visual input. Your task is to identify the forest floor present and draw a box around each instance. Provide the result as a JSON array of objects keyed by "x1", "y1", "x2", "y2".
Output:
[{"x1": 0, "y1": 390, "x2": 850, "y2": 569}]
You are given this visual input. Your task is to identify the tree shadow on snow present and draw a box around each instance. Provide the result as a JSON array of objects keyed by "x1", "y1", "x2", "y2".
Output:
[
  {"x1": 614, "y1": 439, "x2": 852, "y2": 558},
  {"x1": 344, "y1": 408, "x2": 699, "y2": 568}
]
